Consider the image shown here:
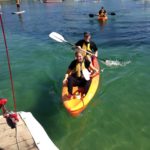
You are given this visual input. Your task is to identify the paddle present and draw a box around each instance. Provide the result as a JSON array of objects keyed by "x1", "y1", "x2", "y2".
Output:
[
  {"x1": 89, "y1": 14, "x2": 98, "y2": 18},
  {"x1": 49, "y1": 32, "x2": 73, "y2": 46},
  {"x1": 49, "y1": 32, "x2": 105, "y2": 62},
  {"x1": 89, "y1": 12, "x2": 116, "y2": 18}
]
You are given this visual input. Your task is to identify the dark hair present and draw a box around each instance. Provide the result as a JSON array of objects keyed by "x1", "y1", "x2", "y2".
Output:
[{"x1": 84, "y1": 32, "x2": 90, "y2": 37}]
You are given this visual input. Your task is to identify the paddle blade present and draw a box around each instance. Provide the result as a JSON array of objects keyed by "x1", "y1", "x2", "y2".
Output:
[
  {"x1": 89, "y1": 14, "x2": 94, "y2": 17},
  {"x1": 82, "y1": 69, "x2": 90, "y2": 81},
  {"x1": 109, "y1": 12, "x2": 116, "y2": 15},
  {"x1": 49, "y1": 32, "x2": 67, "y2": 43}
]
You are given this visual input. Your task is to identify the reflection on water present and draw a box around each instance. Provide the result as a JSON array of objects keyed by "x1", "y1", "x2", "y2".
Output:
[
  {"x1": 16, "y1": 7, "x2": 24, "y2": 24},
  {"x1": 98, "y1": 19, "x2": 107, "y2": 31}
]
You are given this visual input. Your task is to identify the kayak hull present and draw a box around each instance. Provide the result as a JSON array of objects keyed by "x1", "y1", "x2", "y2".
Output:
[
  {"x1": 62, "y1": 56, "x2": 100, "y2": 117},
  {"x1": 98, "y1": 16, "x2": 108, "y2": 21}
]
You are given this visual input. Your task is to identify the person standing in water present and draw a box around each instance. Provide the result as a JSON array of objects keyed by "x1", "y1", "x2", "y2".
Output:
[{"x1": 16, "y1": 0, "x2": 20, "y2": 7}]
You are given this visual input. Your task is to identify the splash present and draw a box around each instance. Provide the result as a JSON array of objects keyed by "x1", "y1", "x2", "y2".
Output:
[{"x1": 101, "y1": 59, "x2": 131, "y2": 67}]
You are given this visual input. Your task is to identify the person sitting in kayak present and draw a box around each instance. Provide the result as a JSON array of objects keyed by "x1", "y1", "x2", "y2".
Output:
[
  {"x1": 75, "y1": 32, "x2": 98, "y2": 62},
  {"x1": 99, "y1": 6, "x2": 107, "y2": 17},
  {"x1": 63, "y1": 50, "x2": 98, "y2": 99}
]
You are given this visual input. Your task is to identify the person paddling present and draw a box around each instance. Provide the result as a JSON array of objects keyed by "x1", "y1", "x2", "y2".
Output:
[
  {"x1": 63, "y1": 50, "x2": 98, "y2": 99},
  {"x1": 75, "y1": 32, "x2": 98, "y2": 62},
  {"x1": 99, "y1": 6, "x2": 107, "y2": 17}
]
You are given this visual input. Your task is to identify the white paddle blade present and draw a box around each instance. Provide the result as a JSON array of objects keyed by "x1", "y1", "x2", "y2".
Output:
[
  {"x1": 49, "y1": 32, "x2": 67, "y2": 43},
  {"x1": 82, "y1": 69, "x2": 90, "y2": 81}
]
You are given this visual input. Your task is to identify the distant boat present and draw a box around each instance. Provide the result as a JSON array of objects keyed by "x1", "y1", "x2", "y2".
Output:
[{"x1": 43, "y1": 0, "x2": 63, "y2": 2}]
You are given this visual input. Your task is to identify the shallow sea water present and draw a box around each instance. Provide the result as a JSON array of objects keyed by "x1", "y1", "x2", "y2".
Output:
[{"x1": 0, "y1": 0, "x2": 150, "y2": 149}]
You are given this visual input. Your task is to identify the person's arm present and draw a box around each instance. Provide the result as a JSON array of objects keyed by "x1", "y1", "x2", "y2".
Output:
[
  {"x1": 89, "y1": 63, "x2": 99, "y2": 78},
  {"x1": 91, "y1": 41, "x2": 98, "y2": 57},
  {"x1": 75, "y1": 40, "x2": 83, "y2": 47},
  {"x1": 74, "y1": 40, "x2": 83, "y2": 51},
  {"x1": 98, "y1": 10, "x2": 101, "y2": 15},
  {"x1": 63, "y1": 69, "x2": 72, "y2": 84},
  {"x1": 63, "y1": 60, "x2": 75, "y2": 84},
  {"x1": 94, "y1": 51, "x2": 98, "y2": 57}
]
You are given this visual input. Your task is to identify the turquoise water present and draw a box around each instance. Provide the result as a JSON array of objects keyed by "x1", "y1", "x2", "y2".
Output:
[{"x1": 0, "y1": 0, "x2": 150, "y2": 149}]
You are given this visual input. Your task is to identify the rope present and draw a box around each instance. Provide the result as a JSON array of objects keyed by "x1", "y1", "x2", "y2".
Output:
[
  {"x1": 0, "y1": 13, "x2": 17, "y2": 112},
  {"x1": 15, "y1": 126, "x2": 20, "y2": 150}
]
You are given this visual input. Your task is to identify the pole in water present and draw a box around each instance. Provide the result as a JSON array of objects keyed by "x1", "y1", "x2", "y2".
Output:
[
  {"x1": 0, "y1": 13, "x2": 17, "y2": 112},
  {"x1": 16, "y1": 0, "x2": 20, "y2": 8}
]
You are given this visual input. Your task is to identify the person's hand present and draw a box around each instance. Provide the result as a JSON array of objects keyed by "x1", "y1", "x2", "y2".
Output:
[
  {"x1": 90, "y1": 69, "x2": 99, "y2": 78},
  {"x1": 94, "y1": 52, "x2": 98, "y2": 57},
  {"x1": 63, "y1": 79, "x2": 68, "y2": 85},
  {"x1": 76, "y1": 46, "x2": 81, "y2": 50},
  {"x1": 95, "y1": 69, "x2": 99, "y2": 73},
  {"x1": 90, "y1": 74, "x2": 94, "y2": 78}
]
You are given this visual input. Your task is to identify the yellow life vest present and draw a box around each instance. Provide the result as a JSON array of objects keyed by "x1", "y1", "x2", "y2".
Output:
[
  {"x1": 82, "y1": 42, "x2": 92, "y2": 57},
  {"x1": 73, "y1": 61, "x2": 86, "y2": 78}
]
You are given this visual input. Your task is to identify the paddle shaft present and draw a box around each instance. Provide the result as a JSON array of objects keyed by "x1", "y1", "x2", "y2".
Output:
[
  {"x1": 89, "y1": 12, "x2": 116, "y2": 17},
  {"x1": 64, "y1": 40, "x2": 104, "y2": 62},
  {"x1": 55, "y1": 35, "x2": 94, "y2": 56}
]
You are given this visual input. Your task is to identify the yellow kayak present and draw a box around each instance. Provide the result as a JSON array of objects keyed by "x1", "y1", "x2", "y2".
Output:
[{"x1": 62, "y1": 56, "x2": 100, "y2": 117}]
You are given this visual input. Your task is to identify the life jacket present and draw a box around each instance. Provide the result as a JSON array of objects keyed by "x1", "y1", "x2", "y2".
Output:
[
  {"x1": 82, "y1": 42, "x2": 92, "y2": 56},
  {"x1": 72, "y1": 61, "x2": 86, "y2": 78}
]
